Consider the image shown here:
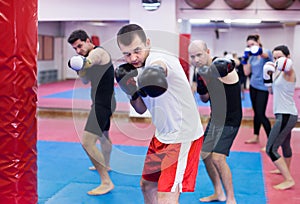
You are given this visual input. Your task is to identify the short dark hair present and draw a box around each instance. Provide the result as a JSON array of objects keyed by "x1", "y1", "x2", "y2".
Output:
[
  {"x1": 246, "y1": 34, "x2": 260, "y2": 42},
  {"x1": 117, "y1": 24, "x2": 147, "y2": 46},
  {"x1": 67, "y1": 30, "x2": 90, "y2": 44},
  {"x1": 273, "y1": 45, "x2": 290, "y2": 57}
]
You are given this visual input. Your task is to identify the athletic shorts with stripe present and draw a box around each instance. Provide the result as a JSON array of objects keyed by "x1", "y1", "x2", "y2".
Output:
[{"x1": 142, "y1": 136, "x2": 204, "y2": 192}]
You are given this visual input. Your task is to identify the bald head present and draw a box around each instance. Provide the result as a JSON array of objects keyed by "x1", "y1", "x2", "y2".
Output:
[
  {"x1": 188, "y1": 40, "x2": 211, "y2": 68},
  {"x1": 188, "y1": 40, "x2": 208, "y2": 53}
]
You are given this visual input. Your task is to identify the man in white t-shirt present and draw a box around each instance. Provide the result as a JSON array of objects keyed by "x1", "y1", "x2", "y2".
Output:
[{"x1": 115, "y1": 24, "x2": 204, "y2": 204}]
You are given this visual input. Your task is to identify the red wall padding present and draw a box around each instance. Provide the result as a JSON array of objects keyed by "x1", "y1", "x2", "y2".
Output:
[
  {"x1": 179, "y1": 33, "x2": 191, "y2": 80},
  {"x1": 0, "y1": 1, "x2": 38, "y2": 203},
  {"x1": 91, "y1": 35, "x2": 100, "y2": 46}
]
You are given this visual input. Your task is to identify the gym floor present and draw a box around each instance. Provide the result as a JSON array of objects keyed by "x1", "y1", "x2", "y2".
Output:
[{"x1": 37, "y1": 79, "x2": 300, "y2": 204}]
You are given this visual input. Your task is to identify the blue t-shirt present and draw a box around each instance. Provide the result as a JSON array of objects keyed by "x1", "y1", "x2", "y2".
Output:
[{"x1": 249, "y1": 49, "x2": 273, "y2": 91}]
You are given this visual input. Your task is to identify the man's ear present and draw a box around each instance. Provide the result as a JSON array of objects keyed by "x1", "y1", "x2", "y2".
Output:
[{"x1": 146, "y1": 38, "x2": 150, "y2": 47}]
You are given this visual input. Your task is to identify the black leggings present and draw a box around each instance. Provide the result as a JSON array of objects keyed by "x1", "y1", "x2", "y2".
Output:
[
  {"x1": 266, "y1": 114, "x2": 298, "y2": 162},
  {"x1": 249, "y1": 86, "x2": 271, "y2": 136}
]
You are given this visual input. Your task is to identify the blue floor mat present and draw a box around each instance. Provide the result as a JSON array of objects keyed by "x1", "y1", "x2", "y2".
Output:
[
  {"x1": 42, "y1": 87, "x2": 129, "y2": 103},
  {"x1": 42, "y1": 87, "x2": 252, "y2": 108},
  {"x1": 37, "y1": 141, "x2": 266, "y2": 204}
]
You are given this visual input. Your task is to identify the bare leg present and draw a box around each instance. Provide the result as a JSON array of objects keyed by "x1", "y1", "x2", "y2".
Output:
[
  {"x1": 200, "y1": 153, "x2": 226, "y2": 202},
  {"x1": 270, "y1": 157, "x2": 291, "y2": 174},
  {"x1": 211, "y1": 153, "x2": 236, "y2": 204},
  {"x1": 89, "y1": 131, "x2": 112, "y2": 171},
  {"x1": 273, "y1": 157, "x2": 295, "y2": 190},
  {"x1": 99, "y1": 131, "x2": 112, "y2": 170},
  {"x1": 140, "y1": 178, "x2": 158, "y2": 204},
  {"x1": 245, "y1": 134, "x2": 259, "y2": 144},
  {"x1": 82, "y1": 131, "x2": 114, "y2": 195},
  {"x1": 158, "y1": 185, "x2": 180, "y2": 204}
]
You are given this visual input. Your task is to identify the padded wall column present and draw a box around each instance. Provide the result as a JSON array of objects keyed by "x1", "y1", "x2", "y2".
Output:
[
  {"x1": 0, "y1": 1, "x2": 38, "y2": 203},
  {"x1": 179, "y1": 33, "x2": 191, "y2": 80},
  {"x1": 179, "y1": 20, "x2": 191, "y2": 80}
]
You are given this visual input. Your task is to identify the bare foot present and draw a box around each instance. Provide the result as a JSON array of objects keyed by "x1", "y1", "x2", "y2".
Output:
[
  {"x1": 89, "y1": 166, "x2": 96, "y2": 171},
  {"x1": 245, "y1": 137, "x2": 259, "y2": 144},
  {"x1": 270, "y1": 169, "x2": 281, "y2": 174},
  {"x1": 273, "y1": 180, "x2": 295, "y2": 190},
  {"x1": 89, "y1": 166, "x2": 111, "y2": 172},
  {"x1": 199, "y1": 193, "x2": 226, "y2": 202},
  {"x1": 87, "y1": 183, "x2": 114, "y2": 195}
]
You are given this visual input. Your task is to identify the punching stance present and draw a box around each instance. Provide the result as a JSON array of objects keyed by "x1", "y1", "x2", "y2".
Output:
[
  {"x1": 264, "y1": 45, "x2": 298, "y2": 190},
  {"x1": 189, "y1": 40, "x2": 242, "y2": 204},
  {"x1": 116, "y1": 24, "x2": 204, "y2": 204},
  {"x1": 67, "y1": 30, "x2": 116, "y2": 195},
  {"x1": 242, "y1": 34, "x2": 273, "y2": 146}
]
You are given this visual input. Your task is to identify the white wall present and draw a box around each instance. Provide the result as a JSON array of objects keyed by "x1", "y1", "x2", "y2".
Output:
[
  {"x1": 37, "y1": 0, "x2": 300, "y2": 86},
  {"x1": 37, "y1": 22, "x2": 63, "y2": 82},
  {"x1": 191, "y1": 26, "x2": 292, "y2": 57},
  {"x1": 38, "y1": 0, "x2": 130, "y2": 21}
]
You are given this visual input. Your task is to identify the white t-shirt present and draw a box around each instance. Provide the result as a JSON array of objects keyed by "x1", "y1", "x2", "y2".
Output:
[
  {"x1": 139, "y1": 50, "x2": 204, "y2": 144},
  {"x1": 273, "y1": 73, "x2": 298, "y2": 115}
]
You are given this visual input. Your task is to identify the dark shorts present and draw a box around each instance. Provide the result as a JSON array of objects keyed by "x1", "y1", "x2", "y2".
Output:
[
  {"x1": 202, "y1": 123, "x2": 239, "y2": 156},
  {"x1": 84, "y1": 106, "x2": 111, "y2": 137}
]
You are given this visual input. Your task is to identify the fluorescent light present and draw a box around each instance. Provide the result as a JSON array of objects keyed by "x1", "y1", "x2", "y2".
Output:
[
  {"x1": 142, "y1": 2, "x2": 160, "y2": 11},
  {"x1": 189, "y1": 19, "x2": 211, "y2": 24},
  {"x1": 224, "y1": 19, "x2": 262, "y2": 24},
  {"x1": 89, "y1": 22, "x2": 107, "y2": 26}
]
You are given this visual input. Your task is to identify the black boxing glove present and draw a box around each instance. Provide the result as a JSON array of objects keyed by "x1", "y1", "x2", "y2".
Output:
[
  {"x1": 211, "y1": 57, "x2": 235, "y2": 77},
  {"x1": 197, "y1": 58, "x2": 235, "y2": 79},
  {"x1": 137, "y1": 65, "x2": 168, "y2": 98},
  {"x1": 115, "y1": 63, "x2": 141, "y2": 100}
]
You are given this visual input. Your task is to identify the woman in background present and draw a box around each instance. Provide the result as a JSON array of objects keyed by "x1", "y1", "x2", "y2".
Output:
[
  {"x1": 264, "y1": 45, "x2": 297, "y2": 190},
  {"x1": 242, "y1": 34, "x2": 273, "y2": 147}
]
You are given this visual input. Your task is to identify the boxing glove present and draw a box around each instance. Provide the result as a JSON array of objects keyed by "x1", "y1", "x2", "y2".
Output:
[
  {"x1": 68, "y1": 55, "x2": 86, "y2": 71},
  {"x1": 115, "y1": 63, "x2": 141, "y2": 100},
  {"x1": 275, "y1": 57, "x2": 292, "y2": 72},
  {"x1": 211, "y1": 58, "x2": 235, "y2": 77},
  {"x1": 196, "y1": 71, "x2": 208, "y2": 95},
  {"x1": 250, "y1": 45, "x2": 263, "y2": 56},
  {"x1": 138, "y1": 65, "x2": 168, "y2": 98},
  {"x1": 241, "y1": 47, "x2": 251, "y2": 65},
  {"x1": 263, "y1": 61, "x2": 276, "y2": 87}
]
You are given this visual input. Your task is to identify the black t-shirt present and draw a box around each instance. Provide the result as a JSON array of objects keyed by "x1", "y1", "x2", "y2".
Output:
[
  {"x1": 207, "y1": 78, "x2": 242, "y2": 127},
  {"x1": 85, "y1": 46, "x2": 115, "y2": 109}
]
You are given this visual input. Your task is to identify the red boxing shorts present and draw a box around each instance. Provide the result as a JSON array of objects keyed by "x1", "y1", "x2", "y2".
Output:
[{"x1": 142, "y1": 136, "x2": 203, "y2": 192}]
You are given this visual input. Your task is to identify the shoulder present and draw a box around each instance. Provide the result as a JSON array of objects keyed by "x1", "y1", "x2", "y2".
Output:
[
  {"x1": 219, "y1": 70, "x2": 239, "y2": 84},
  {"x1": 262, "y1": 48, "x2": 273, "y2": 60},
  {"x1": 91, "y1": 46, "x2": 107, "y2": 54}
]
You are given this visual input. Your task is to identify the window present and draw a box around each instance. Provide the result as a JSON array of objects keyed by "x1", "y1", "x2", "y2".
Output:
[{"x1": 38, "y1": 35, "x2": 54, "y2": 60}]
